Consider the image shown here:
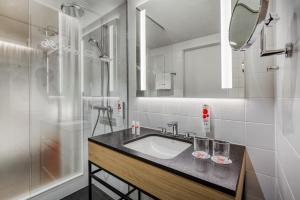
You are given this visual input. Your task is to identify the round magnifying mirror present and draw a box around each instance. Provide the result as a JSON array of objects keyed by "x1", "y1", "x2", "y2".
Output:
[{"x1": 229, "y1": 0, "x2": 269, "y2": 50}]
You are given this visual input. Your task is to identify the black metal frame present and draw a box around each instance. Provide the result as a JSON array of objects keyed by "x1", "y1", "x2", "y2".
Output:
[{"x1": 88, "y1": 161, "x2": 158, "y2": 200}]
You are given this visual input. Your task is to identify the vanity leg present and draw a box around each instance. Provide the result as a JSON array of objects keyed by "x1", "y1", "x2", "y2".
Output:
[
  {"x1": 138, "y1": 190, "x2": 141, "y2": 200},
  {"x1": 89, "y1": 161, "x2": 92, "y2": 200}
]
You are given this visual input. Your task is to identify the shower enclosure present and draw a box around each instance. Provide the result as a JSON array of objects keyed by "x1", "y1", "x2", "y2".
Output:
[{"x1": 0, "y1": 0, "x2": 128, "y2": 199}]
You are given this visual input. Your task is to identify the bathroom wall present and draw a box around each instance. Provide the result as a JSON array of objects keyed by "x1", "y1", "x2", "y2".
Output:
[
  {"x1": 274, "y1": 0, "x2": 300, "y2": 199},
  {"x1": 128, "y1": 0, "x2": 276, "y2": 200}
]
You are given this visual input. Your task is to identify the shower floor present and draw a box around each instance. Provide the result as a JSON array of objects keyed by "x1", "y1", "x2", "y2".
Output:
[{"x1": 61, "y1": 185, "x2": 113, "y2": 200}]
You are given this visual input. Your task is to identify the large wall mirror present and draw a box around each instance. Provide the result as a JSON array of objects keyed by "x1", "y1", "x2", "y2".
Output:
[{"x1": 136, "y1": 0, "x2": 245, "y2": 98}]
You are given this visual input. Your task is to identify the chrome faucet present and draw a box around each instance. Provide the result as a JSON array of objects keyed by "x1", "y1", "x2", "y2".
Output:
[{"x1": 167, "y1": 121, "x2": 178, "y2": 136}]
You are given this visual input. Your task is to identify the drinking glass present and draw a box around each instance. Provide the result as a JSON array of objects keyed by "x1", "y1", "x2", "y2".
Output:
[
  {"x1": 192, "y1": 137, "x2": 210, "y2": 159},
  {"x1": 212, "y1": 140, "x2": 231, "y2": 164}
]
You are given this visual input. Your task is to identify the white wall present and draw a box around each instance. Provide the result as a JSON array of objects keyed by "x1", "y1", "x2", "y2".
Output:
[
  {"x1": 274, "y1": 0, "x2": 300, "y2": 199},
  {"x1": 146, "y1": 34, "x2": 227, "y2": 97},
  {"x1": 128, "y1": 1, "x2": 276, "y2": 200}
]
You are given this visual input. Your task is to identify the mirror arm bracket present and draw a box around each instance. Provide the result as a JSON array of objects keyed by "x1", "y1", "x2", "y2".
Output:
[{"x1": 260, "y1": 13, "x2": 293, "y2": 58}]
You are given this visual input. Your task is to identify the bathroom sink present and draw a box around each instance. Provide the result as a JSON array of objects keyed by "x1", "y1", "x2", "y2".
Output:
[{"x1": 124, "y1": 135, "x2": 191, "y2": 159}]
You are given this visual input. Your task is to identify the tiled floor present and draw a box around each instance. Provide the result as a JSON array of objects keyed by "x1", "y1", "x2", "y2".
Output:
[{"x1": 61, "y1": 185, "x2": 113, "y2": 200}]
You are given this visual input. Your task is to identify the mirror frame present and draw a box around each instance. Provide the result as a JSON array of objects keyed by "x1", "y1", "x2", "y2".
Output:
[{"x1": 229, "y1": 0, "x2": 269, "y2": 51}]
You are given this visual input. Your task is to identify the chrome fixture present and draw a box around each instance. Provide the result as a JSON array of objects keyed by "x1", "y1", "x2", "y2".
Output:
[
  {"x1": 91, "y1": 104, "x2": 114, "y2": 137},
  {"x1": 167, "y1": 121, "x2": 178, "y2": 136},
  {"x1": 157, "y1": 127, "x2": 167, "y2": 134},
  {"x1": 88, "y1": 38, "x2": 112, "y2": 62},
  {"x1": 181, "y1": 131, "x2": 196, "y2": 139},
  {"x1": 183, "y1": 132, "x2": 191, "y2": 138},
  {"x1": 260, "y1": 13, "x2": 293, "y2": 57},
  {"x1": 93, "y1": 105, "x2": 113, "y2": 113},
  {"x1": 89, "y1": 35, "x2": 113, "y2": 136},
  {"x1": 39, "y1": 26, "x2": 58, "y2": 50},
  {"x1": 229, "y1": 0, "x2": 293, "y2": 58},
  {"x1": 267, "y1": 66, "x2": 280, "y2": 72},
  {"x1": 88, "y1": 38, "x2": 102, "y2": 54},
  {"x1": 61, "y1": 3, "x2": 84, "y2": 18}
]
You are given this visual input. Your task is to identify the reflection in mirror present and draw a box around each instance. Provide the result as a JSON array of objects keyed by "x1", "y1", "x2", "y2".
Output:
[
  {"x1": 229, "y1": 0, "x2": 262, "y2": 50},
  {"x1": 136, "y1": 0, "x2": 245, "y2": 98}
]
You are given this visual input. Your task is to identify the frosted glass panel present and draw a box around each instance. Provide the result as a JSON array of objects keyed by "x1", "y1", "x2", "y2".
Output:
[
  {"x1": 0, "y1": 0, "x2": 30, "y2": 199},
  {"x1": 0, "y1": 43, "x2": 31, "y2": 200},
  {"x1": 29, "y1": 1, "x2": 83, "y2": 193},
  {"x1": 0, "y1": 0, "x2": 127, "y2": 199}
]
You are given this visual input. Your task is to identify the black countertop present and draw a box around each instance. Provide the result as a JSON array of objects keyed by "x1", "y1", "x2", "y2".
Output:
[{"x1": 88, "y1": 127, "x2": 245, "y2": 196}]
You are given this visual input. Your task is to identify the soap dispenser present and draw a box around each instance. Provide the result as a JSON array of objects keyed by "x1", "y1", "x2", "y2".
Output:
[{"x1": 202, "y1": 104, "x2": 210, "y2": 134}]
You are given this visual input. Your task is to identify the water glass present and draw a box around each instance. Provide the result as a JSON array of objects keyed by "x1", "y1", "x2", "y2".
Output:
[
  {"x1": 212, "y1": 140, "x2": 231, "y2": 164},
  {"x1": 193, "y1": 137, "x2": 210, "y2": 159}
]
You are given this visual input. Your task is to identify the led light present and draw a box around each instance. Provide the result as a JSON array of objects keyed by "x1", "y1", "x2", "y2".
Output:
[
  {"x1": 46, "y1": 56, "x2": 49, "y2": 94},
  {"x1": 81, "y1": 40, "x2": 84, "y2": 94},
  {"x1": 140, "y1": 9, "x2": 147, "y2": 91},
  {"x1": 221, "y1": 0, "x2": 232, "y2": 89},
  {"x1": 0, "y1": 40, "x2": 32, "y2": 51},
  {"x1": 59, "y1": 12, "x2": 64, "y2": 95},
  {"x1": 109, "y1": 25, "x2": 114, "y2": 92}
]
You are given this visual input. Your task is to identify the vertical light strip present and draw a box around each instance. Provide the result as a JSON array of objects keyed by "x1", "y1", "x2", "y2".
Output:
[
  {"x1": 109, "y1": 25, "x2": 114, "y2": 92},
  {"x1": 58, "y1": 12, "x2": 63, "y2": 95},
  {"x1": 80, "y1": 40, "x2": 84, "y2": 94},
  {"x1": 221, "y1": 0, "x2": 232, "y2": 89},
  {"x1": 46, "y1": 55, "x2": 49, "y2": 95},
  {"x1": 140, "y1": 9, "x2": 147, "y2": 91}
]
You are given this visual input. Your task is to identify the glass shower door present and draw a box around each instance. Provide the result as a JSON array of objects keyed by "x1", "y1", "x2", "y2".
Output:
[
  {"x1": 0, "y1": 0, "x2": 127, "y2": 199},
  {"x1": 0, "y1": 0, "x2": 31, "y2": 199},
  {"x1": 29, "y1": 0, "x2": 83, "y2": 194}
]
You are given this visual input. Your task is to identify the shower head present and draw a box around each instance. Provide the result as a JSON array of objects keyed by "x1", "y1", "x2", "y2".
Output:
[
  {"x1": 61, "y1": 3, "x2": 84, "y2": 18},
  {"x1": 88, "y1": 38, "x2": 112, "y2": 62},
  {"x1": 88, "y1": 38, "x2": 103, "y2": 54},
  {"x1": 88, "y1": 38, "x2": 100, "y2": 47}
]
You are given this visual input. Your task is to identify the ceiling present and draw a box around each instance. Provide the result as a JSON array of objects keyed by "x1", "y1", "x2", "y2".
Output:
[
  {"x1": 0, "y1": 0, "x2": 125, "y2": 45},
  {"x1": 138, "y1": 0, "x2": 220, "y2": 49}
]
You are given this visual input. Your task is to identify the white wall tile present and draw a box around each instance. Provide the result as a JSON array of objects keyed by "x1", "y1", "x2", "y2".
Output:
[
  {"x1": 246, "y1": 73, "x2": 274, "y2": 98},
  {"x1": 213, "y1": 119, "x2": 245, "y2": 145},
  {"x1": 246, "y1": 122, "x2": 275, "y2": 150},
  {"x1": 139, "y1": 112, "x2": 165, "y2": 129},
  {"x1": 277, "y1": 133, "x2": 300, "y2": 200},
  {"x1": 185, "y1": 117, "x2": 204, "y2": 136},
  {"x1": 280, "y1": 99, "x2": 300, "y2": 155},
  {"x1": 244, "y1": 32, "x2": 274, "y2": 99},
  {"x1": 274, "y1": 0, "x2": 300, "y2": 197},
  {"x1": 215, "y1": 99, "x2": 245, "y2": 121},
  {"x1": 132, "y1": 111, "x2": 140, "y2": 121},
  {"x1": 277, "y1": 163, "x2": 295, "y2": 200},
  {"x1": 246, "y1": 147, "x2": 275, "y2": 177},
  {"x1": 245, "y1": 171, "x2": 275, "y2": 200},
  {"x1": 246, "y1": 99, "x2": 274, "y2": 124}
]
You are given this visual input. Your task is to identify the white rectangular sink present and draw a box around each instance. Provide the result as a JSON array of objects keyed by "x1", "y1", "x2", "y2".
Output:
[{"x1": 124, "y1": 135, "x2": 191, "y2": 159}]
